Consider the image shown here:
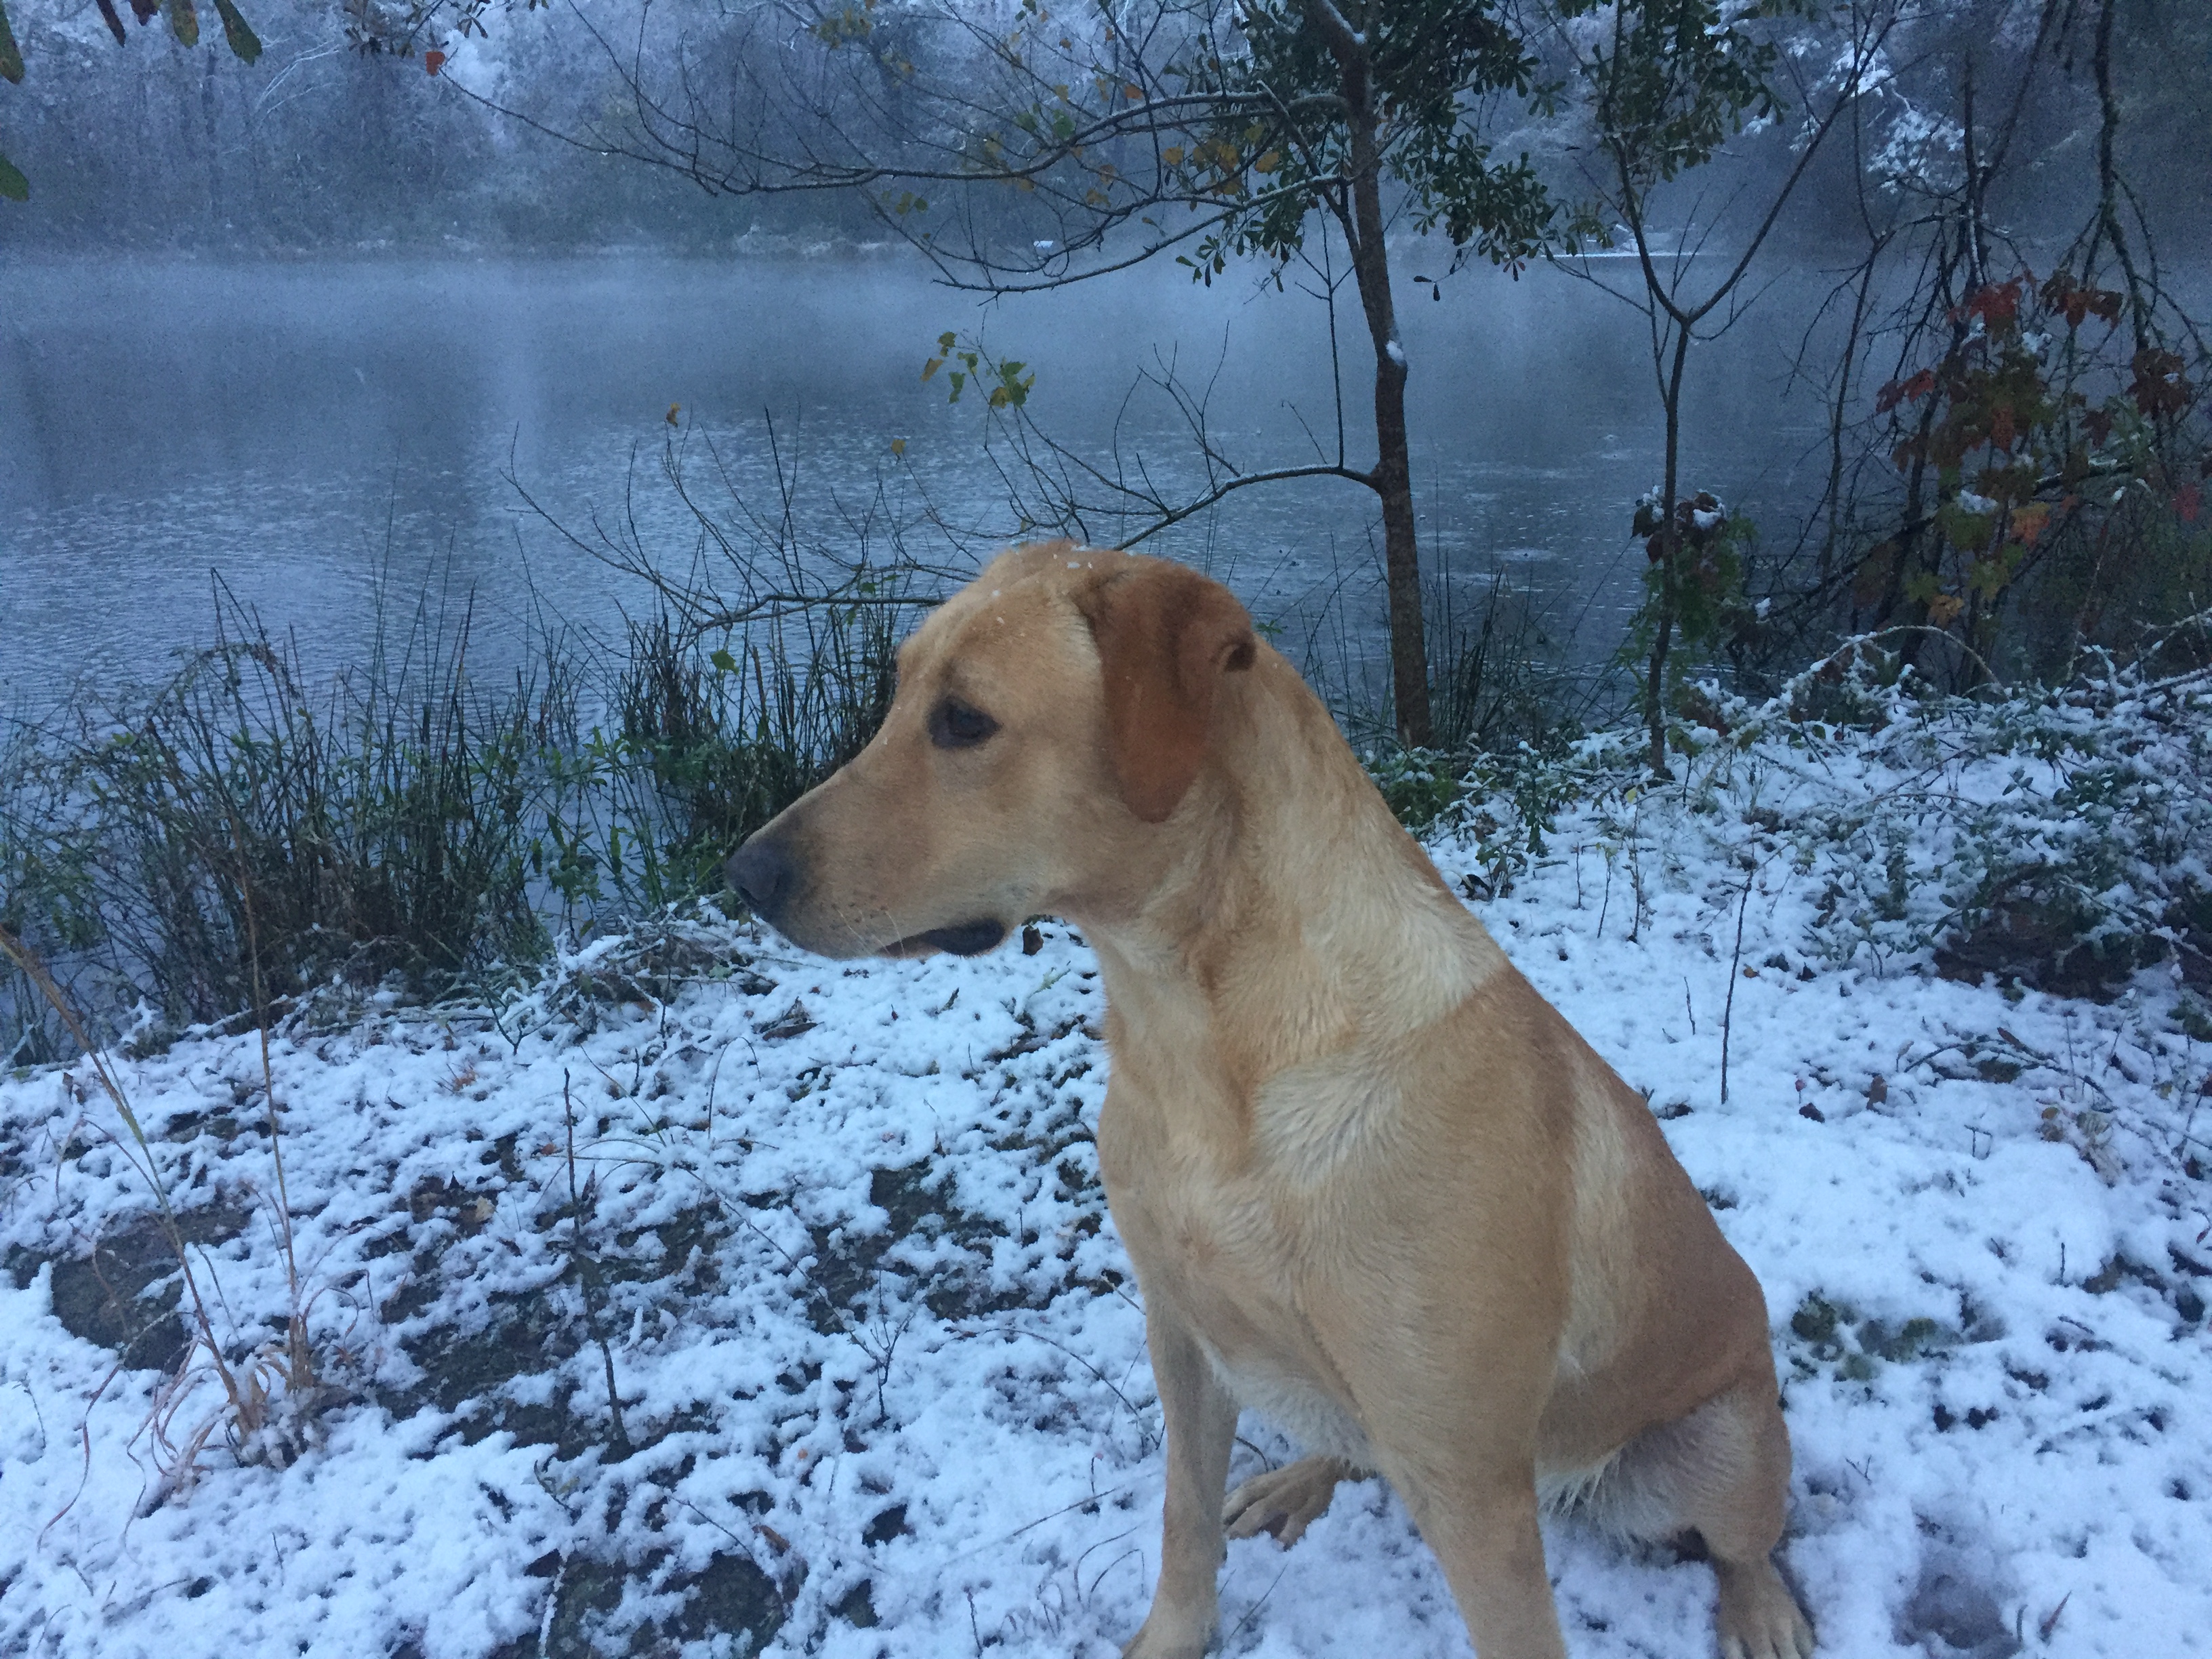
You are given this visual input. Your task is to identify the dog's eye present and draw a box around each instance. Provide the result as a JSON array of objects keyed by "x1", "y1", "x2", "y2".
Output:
[{"x1": 929, "y1": 697, "x2": 1000, "y2": 750}]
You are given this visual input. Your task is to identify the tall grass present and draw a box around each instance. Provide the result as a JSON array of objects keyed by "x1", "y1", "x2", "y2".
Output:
[
  {"x1": 1, "y1": 590, "x2": 549, "y2": 1037},
  {"x1": 139, "y1": 612, "x2": 536, "y2": 1008},
  {"x1": 0, "y1": 918, "x2": 328, "y2": 1488},
  {"x1": 612, "y1": 595, "x2": 902, "y2": 903},
  {"x1": 0, "y1": 570, "x2": 912, "y2": 1059}
]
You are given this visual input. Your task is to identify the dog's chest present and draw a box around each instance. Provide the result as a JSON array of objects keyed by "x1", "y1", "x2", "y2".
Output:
[{"x1": 1097, "y1": 1090, "x2": 1378, "y2": 1465}]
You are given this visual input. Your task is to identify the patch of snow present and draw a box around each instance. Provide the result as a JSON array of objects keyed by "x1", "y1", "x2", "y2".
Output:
[{"x1": 3, "y1": 709, "x2": 2208, "y2": 1657}]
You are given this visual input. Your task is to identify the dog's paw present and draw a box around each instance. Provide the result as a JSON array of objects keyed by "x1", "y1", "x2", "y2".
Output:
[
  {"x1": 1221, "y1": 1456, "x2": 1351, "y2": 1549},
  {"x1": 1118, "y1": 1610, "x2": 1210, "y2": 1659},
  {"x1": 1119, "y1": 1637, "x2": 1206, "y2": 1659},
  {"x1": 1715, "y1": 1557, "x2": 1816, "y2": 1659}
]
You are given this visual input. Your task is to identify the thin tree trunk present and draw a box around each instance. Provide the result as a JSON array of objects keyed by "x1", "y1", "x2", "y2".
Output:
[
  {"x1": 1309, "y1": 0, "x2": 1431, "y2": 747},
  {"x1": 1820, "y1": 245, "x2": 1881, "y2": 594},
  {"x1": 1349, "y1": 156, "x2": 1431, "y2": 748},
  {"x1": 2091, "y1": 0, "x2": 2150, "y2": 354},
  {"x1": 1645, "y1": 321, "x2": 1689, "y2": 775}
]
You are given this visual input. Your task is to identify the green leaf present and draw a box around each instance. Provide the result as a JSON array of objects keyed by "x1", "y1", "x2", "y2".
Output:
[
  {"x1": 0, "y1": 0, "x2": 24, "y2": 85},
  {"x1": 209, "y1": 0, "x2": 261, "y2": 63},
  {"x1": 709, "y1": 648, "x2": 737, "y2": 674},
  {"x1": 165, "y1": 0, "x2": 199, "y2": 49},
  {"x1": 0, "y1": 149, "x2": 25, "y2": 203}
]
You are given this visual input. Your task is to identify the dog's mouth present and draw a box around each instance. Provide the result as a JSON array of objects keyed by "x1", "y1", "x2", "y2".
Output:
[{"x1": 884, "y1": 919, "x2": 1007, "y2": 958}]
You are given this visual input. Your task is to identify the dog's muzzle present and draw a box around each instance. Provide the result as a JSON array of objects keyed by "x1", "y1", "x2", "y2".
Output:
[
  {"x1": 888, "y1": 920, "x2": 1007, "y2": 958},
  {"x1": 727, "y1": 836, "x2": 1006, "y2": 958},
  {"x1": 726, "y1": 838, "x2": 797, "y2": 926}
]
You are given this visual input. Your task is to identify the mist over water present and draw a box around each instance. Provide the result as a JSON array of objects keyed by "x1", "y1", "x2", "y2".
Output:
[{"x1": 1, "y1": 251, "x2": 1833, "y2": 709}]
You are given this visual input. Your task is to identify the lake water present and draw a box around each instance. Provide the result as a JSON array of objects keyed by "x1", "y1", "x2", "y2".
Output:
[{"x1": 0, "y1": 253, "x2": 1834, "y2": 714}]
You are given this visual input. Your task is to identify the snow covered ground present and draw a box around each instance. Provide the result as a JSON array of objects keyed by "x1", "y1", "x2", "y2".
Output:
[{"x1": 3, "y1": 704, "x2": 2209, "y2": 1659}]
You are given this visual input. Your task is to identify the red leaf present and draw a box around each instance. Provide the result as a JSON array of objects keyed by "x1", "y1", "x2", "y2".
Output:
[
  {"x1": 1877, "y1": 367, "x2": 1936, "y2": 415},
  {"x1": 2178, "y1": 483, "x2": 2203, "y2": 524},
  {"x1": 2041, "y1": 270, "x2": 2122, "y2": 331},
  {"x1": 1852, "y1": 541, "x2": 1898, "y2": 606},
  {"x1": 424, "y1": 47, "x2": 447, "y2": 75},
  {"x1": 2131, "y1": 348, "x2": 2192, "y2": 418},
  {"x1": 1963, "y1": 280, "x2": 2022, "y2": 327}
]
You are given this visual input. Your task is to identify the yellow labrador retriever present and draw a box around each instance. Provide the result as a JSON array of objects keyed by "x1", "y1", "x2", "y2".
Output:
[{"x1": 726, "y1": 544, "x2": 1814, "y2": 1659}]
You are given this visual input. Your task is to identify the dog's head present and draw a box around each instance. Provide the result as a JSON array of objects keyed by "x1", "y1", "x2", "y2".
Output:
[{"x1": 725, "y1": 544, "x2": 1256, "y2": 959}]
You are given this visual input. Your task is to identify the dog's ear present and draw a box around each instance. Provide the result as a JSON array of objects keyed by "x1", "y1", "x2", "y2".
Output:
[{"x1": 1077, "y1": 560, "x2": 1256, "y2": 823}]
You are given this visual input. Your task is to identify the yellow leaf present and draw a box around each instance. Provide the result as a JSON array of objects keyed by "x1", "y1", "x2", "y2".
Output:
[
  {"x1": 1926, "y1": 592, "x2": 1965, "y2": 627},
  {"x1": 1162, "y1": 146, "x2": 1183, "y2": 166},
  {"x1": 665, "y1": 403, "x2": 681, "y2": 426},
  {"x1": 890, "y1": 437, "x2": 907, "y2": 456},
  {"x1": 1124, "y1": 82, "x2": 1143, "y2": 100},
  {"x1": 1254, "y1": 150, "x2": 1281, "y2": 173}
]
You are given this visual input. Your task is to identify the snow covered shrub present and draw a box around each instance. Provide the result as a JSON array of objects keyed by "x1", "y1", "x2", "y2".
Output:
[
  {"x1": 1688, "y1": 634, "x2": 2212, "y2": 992},
  {"x1": 1626, "y1": 488, "x2": 1759, "y2": 690},
  {"x1": 1367, "y1": 747, "x2": 1465, "y2": 831},
  {"x1": 1423, "y1": 619, "x2": 2209, "y2": 1000},
  {"x1": 1848, "y1": 264, "x2": 2211, "y2": 689}
]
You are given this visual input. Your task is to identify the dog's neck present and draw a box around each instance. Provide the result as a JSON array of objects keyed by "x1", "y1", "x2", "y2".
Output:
[{"x1": 1076, "y1": 651, "x2": 1507, "y2": 1104}]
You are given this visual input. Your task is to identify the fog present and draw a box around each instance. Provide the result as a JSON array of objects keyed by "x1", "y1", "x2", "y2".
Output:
[
  {"x1": 1, "y1": 0, "x2": 2205, "y2": 708},
  {"x1": 0, "y1": 250, "x2": 1849, "y2": 705}
]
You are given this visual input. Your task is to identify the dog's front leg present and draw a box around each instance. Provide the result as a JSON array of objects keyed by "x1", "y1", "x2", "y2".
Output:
[
  {"x1": 1122, "y1": 1306, "x2": 1238, "y2": 1659},
  {"x1": 1398, "y1": 1461, "x2": 1569, "y2": 1659}
]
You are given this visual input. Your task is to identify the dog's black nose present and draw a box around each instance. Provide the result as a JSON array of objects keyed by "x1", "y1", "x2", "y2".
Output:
[{"x1": 726, "y1": 837, "x2": 797, "y2": 920}]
